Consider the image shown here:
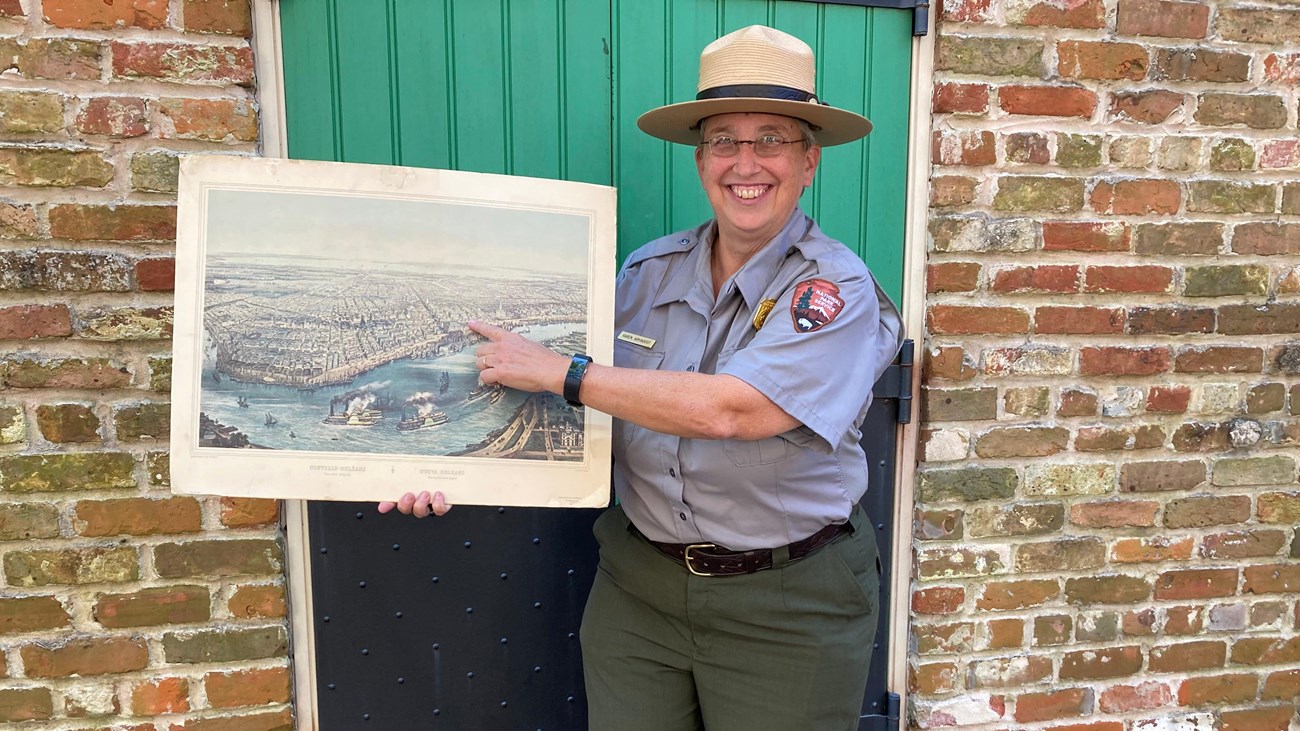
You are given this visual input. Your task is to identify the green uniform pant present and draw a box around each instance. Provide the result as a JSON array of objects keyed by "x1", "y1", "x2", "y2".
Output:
[{"x1": 580, "y1": 504, "x2": 880, "y2": 731}]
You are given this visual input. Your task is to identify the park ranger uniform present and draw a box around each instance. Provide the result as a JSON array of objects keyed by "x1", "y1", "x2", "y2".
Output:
[{"x1": 580, "y1": 208, "x2": 904, "y2": 731}]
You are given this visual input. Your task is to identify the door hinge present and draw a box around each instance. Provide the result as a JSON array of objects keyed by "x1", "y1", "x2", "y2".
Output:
[
  {"x1": 870, "y1": 339, "x2": 915, "y2": 425},
  {"x1": 858, "y1": 692, "x2": 902, "y2": 730}
]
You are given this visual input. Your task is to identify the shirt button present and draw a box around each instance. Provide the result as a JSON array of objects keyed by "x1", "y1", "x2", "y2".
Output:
[
  {"x1": 686, "y1": 364, "x2": 695, "y2": 372},
  {"x1": 679, "y1": 512, "x2": 687, "y2": 521},
  {"x1": 668, "y1": 467, "x2": 676, "y2": 478}
]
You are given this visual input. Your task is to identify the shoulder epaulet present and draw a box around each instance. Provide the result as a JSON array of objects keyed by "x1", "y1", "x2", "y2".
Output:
[{"x1": 622, "y1": 224, "x2": 708, "y2": 269}]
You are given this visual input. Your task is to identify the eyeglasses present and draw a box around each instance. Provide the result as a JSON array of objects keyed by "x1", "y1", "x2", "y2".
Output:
[{"x1": 699, "y1": 135, "x2": 804, "y2": 157}]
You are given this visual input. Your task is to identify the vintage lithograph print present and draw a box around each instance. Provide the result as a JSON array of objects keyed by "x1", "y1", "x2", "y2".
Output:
[{"x1": 171, "y1": 156, "x2": 614, "y2": 507}]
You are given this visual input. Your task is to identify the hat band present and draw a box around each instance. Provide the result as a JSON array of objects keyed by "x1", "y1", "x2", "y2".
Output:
[{"x1": 696, "y1": 84, "x2": 824, "y2": 105}]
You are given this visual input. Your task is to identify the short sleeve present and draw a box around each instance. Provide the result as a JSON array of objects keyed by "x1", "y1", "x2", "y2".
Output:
[{"x1": 719, "y1": 267, "x2": 903, "y2": 450}]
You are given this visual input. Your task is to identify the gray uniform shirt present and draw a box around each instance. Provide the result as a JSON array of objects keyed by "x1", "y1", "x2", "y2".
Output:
[{"x1": 611, "y1": 208, "x2": 904, "y2": 551}]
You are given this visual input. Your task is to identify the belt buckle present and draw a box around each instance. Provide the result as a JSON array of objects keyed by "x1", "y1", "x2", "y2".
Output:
[{"x1": 683, "y1": 543, "x2": 718, "y2": 577}]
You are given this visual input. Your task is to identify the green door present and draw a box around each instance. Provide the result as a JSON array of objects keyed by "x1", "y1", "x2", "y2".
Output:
[{"x1": 279, "y1": 1, "x2": 913, "y2": 727}]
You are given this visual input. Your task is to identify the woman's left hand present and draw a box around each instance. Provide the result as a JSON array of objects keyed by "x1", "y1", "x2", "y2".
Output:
[{"x1": 469, "y1": 320, "x2": 569, "y2": 394}]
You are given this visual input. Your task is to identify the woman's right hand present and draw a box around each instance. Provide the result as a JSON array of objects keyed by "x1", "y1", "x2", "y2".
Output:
[{"x1": 377, "y1": 490, "x2": 452, "y2": 518}]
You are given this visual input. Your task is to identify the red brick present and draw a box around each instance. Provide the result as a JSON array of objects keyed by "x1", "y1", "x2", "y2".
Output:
[
  {"x1": 1014, "y1": 687, "x2": 1092, "y2": 722},
  {"x1": 1261, "y1": 668, "x2": 1300, "y2": 701},
  {"x1": 1035, "y1": 306, "x2": 1123, "y2": 334},
  {"x1": 1084, "y1": 265, "x2": 1173, "y2": 293},
  {"x1": 1203, "y1": 530, "x2": 1288, "y2": 560},
  {"x1": 1061, "y1": 646, "x2": 1143, "y2": 680},
  {"x1": 1148, "y1": 640, "x2": 1226, "y2": 673},
  {"x1": 0, "y1": 596, "x2": 72, "y2": 635},
  {"x1": 135, "y1": 258, "x2": 175, "y2": 291},
  {"x1": 1263, "y1": 53, "x2": 1300, "y2": 84},
  {"x1": 986, "y1": 618, "x2": 1023, "y2": 650},
  {"x1": 1099, "y1": 681, "x2": 1173, "y2": 712},
  {"x1": 933, "y1": 82, "x2": 989, "y2": 114},
  {"x1": 49, "y1": 204, "x2": 176, "y2": 242},
  {"x1": 991, "y1": 265, "x2": 1078, "y2": 293},
  {"x1": 94, "y1": 586, "x2": 210, "y2": 628},
  {"x1": 75, "y1": 96, "x2": 148, "y2": 137},
  {"x1": 1109, "y1": 90, "x2": 1184, "y2": 124},
  {"x1": 75, "y1": 498, "x2": 201, "y2": 537},
  {"x1": 913, "y1": 586, "x2": 965, "y2": 614},
  {"x1": 0, "y1": 0, "x2": 23, "y2": 16},
  {"x1": 928, "y1": 305, "x2": 1030, "y2": 335},
  {"x1": 0, "y1": 688, "x2": 53, "y2": 722},
  {"x1": 1017, "y1": 0, "x2": 1105, "y2": 28},
  {"x1": 21, "y1": 636, "x2": 148, "y2": 677},
  {"x1": 1070, "y1": 500, "x2": 1158, "y2": 528},
  {"x1": 167, "y1": 709, "x2": 294, "y2": 731},
  {"x1": 925, "y1": 346, "x2": 977, "y2": 381},
  {"x1": 1128, "y1": 307, "x2": 1215, "y2": 335},
  {"x1": 927, "y1": 262, "x2": 980, "y2": 293},
  {"x1": 1220, "y1": 706, "x2": 1297, "y2": 731},
  {"x1": 1231, "y1": 635, "x2": 1300, "y2": 666},
  {"x1": 219, "y1": 497, "x2": 279, "y2": 528},
  {"x1": 43, "y1": 0, "x2": 168, "y2": 29},
  {"x1": 931, "y1": 176, "x2": 978, "y2": 207},
  {"x1": 1000, "y1": 84, "x2": 1097, "y2": 118},
  {"x1": 0, "y1": 305, "x2": 73, "y2": 339},
  {"x1": 911, "y1": 661, "x2": 959, "y2": 695},
  {"x1": 159, "y1": 98, "x2": 258, "y2": 142},
  {"x1": 1089, "y1": 179, "x2": 1180, "y2": 215},
  {"x1": 1177, "y1": 674, "x2": 1257, "y2": 705},
  {"x1": 1232, "y1": 223, "x2": 1300, "y2": 256},
  {"x1": 1080, "y1": 346, "x2": 1171, "y2": 376},
  {"x1": 1260, "y1": 140, "x2": 1300, "y2": 170},
  {"x1": 1112, "y1": 536, "x2": 1194, "y2": 563},
  {"x1": 1218, "y1": 303, "x2": 1300, "y2": 336},
  {"x1": 933, "y1": 129, "x2": 996, "y2": 166},
  {"x1": 1058, "y1": 41, "x2": 1148, "y2": 80},
  {"x1": 204, "y1": 667, "x2": 290, "y2": 708},
  {"x1": 182, "y1": 0, "x2": 252, "y2": 36},
  {"x1": 940, "y1": 0, "x2": 994, "y2": 22},
  {"x1": 1117, "y1": 0, "x2": 1210, "y2": 38},
  {"x1": 1155, "y1": 568, "x2": 1238, "y2": 600},
  {"x1": 112, "y1": 42, "x2": 254, "y2": 85},
  {"x1": 977, "y1": 580, "x2": 1060, "y2": 610},
  {"x1": 131, "y1": 677, "x2": 189, "y2": 715},
  {"x1": 1175, "y1": 346, "x2": 1263, "y2": 373},
  {"x1": 1042, "y1": 221, "x2": 1129, "y2": 252},
  {"x1": 228, "y1": 584, "x2": 287, "y2": 619},
  {"x1": 1057, "y1": 389, "x2": 1098, "y2": 417},
  {"x1": 1244, "y1": 564, "x2": 1300, "y2": 595},
  {"x1": 1147, "y1": 385, "x2": 1191, "y2": 413}
]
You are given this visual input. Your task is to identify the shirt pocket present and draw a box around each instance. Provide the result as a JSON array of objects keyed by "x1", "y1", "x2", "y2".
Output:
[
  {"x1": 612, "y1": 342, "x2": 664, "y2": 448},
  {"x1": 720, "y1": 434, "x2": 793, "y2": 466}
]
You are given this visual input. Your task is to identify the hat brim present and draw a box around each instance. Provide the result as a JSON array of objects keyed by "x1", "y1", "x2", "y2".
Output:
[{"x1": 636, "y1": 97, "x2": 873, "y2": 147}]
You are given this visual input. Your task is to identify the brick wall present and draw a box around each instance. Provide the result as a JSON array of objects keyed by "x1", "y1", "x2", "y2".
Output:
[
  {"x1": 917, "y1": 0, "x2": 1300, "y2": 727},
  {"x1": 0, "y1": 1, "x2": 290, "y2": 728}
]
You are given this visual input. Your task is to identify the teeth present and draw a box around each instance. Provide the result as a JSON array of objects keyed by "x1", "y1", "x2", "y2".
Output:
[{"x1": 732, "y1": 185, "x2": 768, "y2": 200}]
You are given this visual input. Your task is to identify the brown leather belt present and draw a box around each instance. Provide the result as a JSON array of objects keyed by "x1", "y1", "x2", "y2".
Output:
[{"x1": 640, "y1": 522, "x2": 851, "y2": 577}]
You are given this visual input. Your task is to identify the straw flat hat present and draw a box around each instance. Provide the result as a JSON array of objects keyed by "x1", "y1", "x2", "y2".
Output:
[{"x1": 636, "y1": 25, "x2": 873, "y2": 147}]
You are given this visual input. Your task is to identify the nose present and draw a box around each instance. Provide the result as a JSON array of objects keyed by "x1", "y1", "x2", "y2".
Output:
[{"x1": 730, "y1": 144, "x2": 763, "y2": 174}]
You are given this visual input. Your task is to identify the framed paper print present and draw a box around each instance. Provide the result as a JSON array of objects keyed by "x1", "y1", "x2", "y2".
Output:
[{"x1": 170, "y1": 156, "x2": 615, "y2": 508}]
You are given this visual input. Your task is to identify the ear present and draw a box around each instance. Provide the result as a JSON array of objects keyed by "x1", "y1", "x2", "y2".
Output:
[
  {"x1": 695, "y1": 144, "x2": 706, "y2": 178},
  {"x1": 801, "y1": 144, "x2": 821, "y2": 187}
]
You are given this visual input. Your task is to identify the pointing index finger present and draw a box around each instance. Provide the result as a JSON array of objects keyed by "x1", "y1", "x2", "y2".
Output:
[{"x1": 468, "y1": 320, "x2": 508, "y2": 341}]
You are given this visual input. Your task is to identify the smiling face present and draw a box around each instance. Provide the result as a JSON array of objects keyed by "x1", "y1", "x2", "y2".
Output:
[{"x1": 695, "y1": 112, "x2": 821, "y2": 252}]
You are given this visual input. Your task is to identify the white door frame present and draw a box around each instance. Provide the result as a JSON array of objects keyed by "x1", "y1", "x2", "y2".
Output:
[{"x1": 249, "y1": 3, "x2": 933, "y2": 727}]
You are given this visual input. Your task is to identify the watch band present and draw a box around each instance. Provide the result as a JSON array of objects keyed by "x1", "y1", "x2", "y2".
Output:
[{"x1": 564, "y1": 353, "x2": 592, "y2": 407}]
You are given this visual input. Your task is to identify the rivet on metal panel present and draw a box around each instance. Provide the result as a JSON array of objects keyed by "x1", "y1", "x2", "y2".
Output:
[
  {"x1": 433, "y1": 709, "x2": 440, "y2": 716},
  {"x1": 359, "y1": 581, "x2": 366, "y2": 588},
  {"x1": 533, "y1": 666, "x2": 542, "y2": 673},
  {"x1": 361, "y1": 648, "x2": 369, "y2": 655},
  {"x1": 319, "y1": 547, "x2": 327, "y2": 554},
  {"x1": 533, "y1": 601, "x2": 542, "y2": 609},
  {"x1": 533, "y1": 538, "x2": 541, "y2": 545},
  {"x1": 466, "y1": 671, "x2": 475, "y2": 679},
  {"x1": 500, "y1": 701, "x2": 508, "y2": 708},
  {"x1": 566, "y1": 695, "x2": 575, "y2": 703},
  {"x1": 395, "y1": 611, "x2": 402, "y2": 618},
  {"x1": 500, "y1": 573, "x2": 508, "y2": 580},
  {"x1": 431, "y1": 577, "x2": 439, "y2": 583},
  {"x1": 464, "y1": 541, "x2": 472, "y2": 548},
  {"x1": 567, "y1": 633, "x2": 575, "y2": 639},
  {"x1": 392, "y1": 544, "x2": 400, "y2": 550},
  {"x1": 466, "y1": 607, "x2": 473, "y2": 614},
  {"x1": 355, "y1": 512, "x2": 364, "y2": 519},
  {"x1": 397, "y1": 677, "x2": 404, "y2": 684},
  {"x1": 500, "y1": 637, "x2": 508, "y2": 644},
  {"x1": 567, "y1": 569, "x2": 575, "y2": 576},
  {"x1": 322, "y1": 616, "x2": 330, "y2": 622},
  {"x1": 362, "y1": 713, "x2": 370, "y2": 720},
  {"x1": 432, "y1": 643, "x2": 440, "y2": 650},
  {"x1": 498, "y1": 507, "x2": 506, "y2": 513},
  {"x1": 327, "y1": 683, "x2": 336, "y2": 690}
]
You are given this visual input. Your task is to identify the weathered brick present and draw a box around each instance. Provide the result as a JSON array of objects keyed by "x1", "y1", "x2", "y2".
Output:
[
  {"x1": 993, "y1": 176, "x2": 1085, "y2": 212},
  {"x1": 154, "y1": 539, "x2": 284, "y2": 578},
  {"x1": 75, "y1": 497, "x2": 201, "y2": 537},
  {"x1": 135, "y1": 257, "x2": 176, "y2": 291},
  {"x1": 1187, "y1": 182, "x2": 1275, "y2": 215},
  {"x1": 43, "y1": 0, "x2": 167, "y2": 29},
  {"x1": 1057, "y1": 134, "x2": 1103, "y2": 167},
  {"x1": 132, "y1": 676, "x2": 189, "y2": 715},
  {"x1": 0, "y1": 147, "x2": 114, "y2": 188},
  {"x1": 1014, "y1": 686, "x2": 1091, "y2": 722},
  {"x1": 0, "y1": 596, "x2": 71, "y2": 635},
  {"x1": 1177, "y1": 674, "x2": 1257, "y2": 705},
  {"x1": 1175, "y1": 346, "x2": 1262, "y2": 373},
  {"x1": 183, "y1": 0, "x2": 252, "y2": 35},
  {"x1": 149, "y1": 357, "x2": 172, "y2": 392},
  {"x1": 1210, "y1": 138, "x2": 1256, "y2": 172},
  {"x1": 1016, "y1": 536, "x2": 1107, "y2": 572},
  {"x1": 1155, "y1": 567, "x2": 1238, "y2": 600},
  {"x1": 1090, "y1": 179, "x2": 1180, "y2": 215},
  {"x1": 16, "y1": 38, "x2": 101, "y2": 80},
  {"x1": 1218, "y1": 303, "x2": 1300, "y2": 336},
  {"x1": 971, "y1": 654, "x2": 1052, "y2": 688},
  {"x1": 929, "y1": 305, "x2": 1029, "y2": 334},
  {"x1": 1065, "y1": 575, "x2": 1151, "y2": 604},
  {"x1": 1042, "y1": 221, "x2": 1129, "y2": 252},
  {"x1": 2, "y1": 356, "x2": 131, "y2": 389},
  {"x1": 1003, "y1": 387, "x2": 1048, "y2": 418},
  {"x1": 1257, "y1": 492, "x2": 1300, "y2": 524},
  {"x1": 1069, "y1": 500, "x2": 1157, "y2": 530},
  {"x1": 976, "y1": 579, "x2": 1059, "y2": 610},
  {"x1": 918, "y1": 545, "x2": 1006, "y2": 580},
  {"x1": 168, "y1": 709, "x2": 294, "y2": 730},
  {"x1": 1080, "y1": 346, "x2": 1171, "y2": 376},
  {"x1": 4, "y1": 546, "x2": 138, "y2": 586},
  {"x1": 1123, "y1": 608, "x2": 1158, "y2": 637},
  {"x1": 1203, "y1": 530, "x2": 1288, "y2": 560},
  {"x1": 931, "y1": 176, "x2": 978, "y2": 208},
  {"x1": 1220, "y1": 706, "x2": 1298, "y2": 731},
  {"x1": 0, "y1": 688, "x2": 54, "y2": 723},
  {"x1": 1247, "y1": 383, "x2": 1285, "y2": 414},
  {"x1": 35, "y1": 402, "x2": 102, "y2": 443},
  {"x1": 0, "y1": 452, "x2": 136, "y2": 493},
  {"x1": 933, "y1": 82, "x2": 990, "y2": 114},
  {"x1": 1010, "y1": 0, "x2": 1104, "y2": 27},
  {"x1": 1033, "y1": 614, "x2": 1072, "y2": 646},
  {"x1": 228, "y1": 584, "x2": 287, "y2": 619},
  {"x1": 21, "y1": 636, "x2": 148, "y2": 677},
  {"x1": 1232, "y1": 223, "x2": 1300, "y2": 256},
  {"x1": 1077, "y1": 612, "x2": 1120, "y2": 642},
  {"x1": 1214, "y1": 456, "x2": 1295, "y2": 487},
  {"x1": 1146, "y1": 386, "x2": 1191, "y2": 414},
  {"x1": 0, "y1": 503, "x2": 60, "y2": 541},
  {"x1": 991, "y1": 265, "x2": 1078, "y2": 293},
  {"x1": 922, "y1": 387, "x2": 997, "y2": 422},
  {"x1": 1261, "y1": 668, "x2": 1300, "y2": 701},
  {"x1": 1005, "y1": 132, "x2": 1049, "y2": 164},
  {"x1": 130, "y1": 150, "x2": 180, "y2": 193},
  {"x1": 1109, "y1": 90, "x2": 1183, "y2": 124},
  {"x1": 74, "y1": 96, "x2": 149, "y2": 137},
  {"x1": 927, "y1": 261, "x2": 980, "y2": 292},
  {"x1": 912, "y1": 661, "x2": 960, "y2": 695},
  {"x1": 983, "y1": 346, "x2": 1072, "y2": 376},
  {"x1": 930, "y1": 215, "x2": 1037, "y2": 252},
  {"x1": 1117, "y1": 0, "x2": 1209, "y2": 38},
  {"x1": 159, "y1": 98, "x2": 258, "y2": 142},
  {"x1": 1217, "y1": 8, "x2": 1300, "y2": 45},
  {"x1": 205, "y1": 666, "x2": 290, "y2": 709},
  {"x1": 1120, "y1": 460, "x2": 1206, "y2": 492},
  {"x1": 1165, "y1": 495, "x2": 1251, "y2": 529},
  {"x1": 941, "y1": 0, "x2": 993, "y2": 22},
  {"x1": 95, "y1": 586, "x2": 210, "y2": 628},
  {"x1": 1075, "y1": 424, "x2": 1163, "y2": 452},
  {"x1": 1099, "y1": 681, "x2": 1174, "y2": 713},
  {"x1": 1108, "y1": 135, "x2": 1153, "y2": 168},
  {"x1": 924, "y1": 347, "x2": 977, "y2": 382},
  {"x1": 1149, "y1": 641, "x2": 1224, "y2": 674},
  {"x1": 114, "y1": 402, "x2": 170, "y2": 440},
  {"x1": 1172, "y1": 421, "x2": 1230, "y2": 452},
  {"x1": 1195, "y1": 93, "x2": 1288, "y2": 130},
  {"x1": 933, "y1": 130, "x2": 996, "y2": 166},
  {"x1": 936, "y1": 36, "x2": 1045, "y2": 77},
  {"x1": 0, "y1": 250, "x2": 133, "y2": 291},
  {"x1": 0, "y1": 404, "x2": 24, "y2": 445},
  {"x1": 1152, "y1": 48, "x2": 1249, "y2": 83},
  {"x1": 1058, "y1": 389, "x2": 1099, "y2": 417},
  {"x1": 162, "y1": 626, "x2": 287, "y2": 664},
  {"x1": 0, "y1": 91, "x2": 65, "y2": 134},
  {"x1": 1112, "y1": 536, "x2": 1194, "y2": 563},
  {"x1": 999, "y1": 85, "x2": 1097, "y2": 118},
  {"x1": 78, "y1": 306, "x2": 174, "y2": 340},
  {"x1": 1262, "y1": 140, "x2": 1300, "y2": 170},
  {"x1": 1057, "y1": 41, "x2": 1148, "y2": 80},
  {"x1": 973, "y1": 427, "x2": 1068, "y2": 458},
  {"x1": 918, "y1": 465, "x2": 1016, "y2": 502},
  {"x1": 1134, "y1": 222, "x2": 1222, "y2": 256},
  {"x1": 913, "y1": 586, "x2": 965, "y2": 615},
  {"x1": 112, "y1": 42, "x2": 254, "y2": 85},
  {"x1": 1128, "y1": 307, "x2": 1214, "y2": 335},
  {"x1": 220, "y1": 497, "x2": 279, "y2": 528},
  {"x1": 0, "y1": 201, "x2": 39, "y2": 238},
  {"x1": 1035, "y1": 306, "x2": 1123, "y2": 334},
  {"x1": 148, "y1": 451, "x2": 171, "y2": 487},
  {"x1": 50, "y1": 204, "x2": 177, "y2": 242},
  {"x1": 1243, "y1": 564, "x2": 1300, "y2": 595},
  {"x1": 1061, "y1": 646, "x2": 1143, "y2": 680}
]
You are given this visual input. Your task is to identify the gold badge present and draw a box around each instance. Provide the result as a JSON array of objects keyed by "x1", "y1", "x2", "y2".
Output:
[
  {"x1": 617, "y1": 331, "x2": 656, "y2": 349},
  {"x1": 753, "y1": 298, "x2": 777, "y2": 330}
]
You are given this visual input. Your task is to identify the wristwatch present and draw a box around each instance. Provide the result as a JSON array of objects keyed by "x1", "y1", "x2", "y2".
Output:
[{"x1": 564, "y1": 353, "x2": 592, "y2": 407}]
